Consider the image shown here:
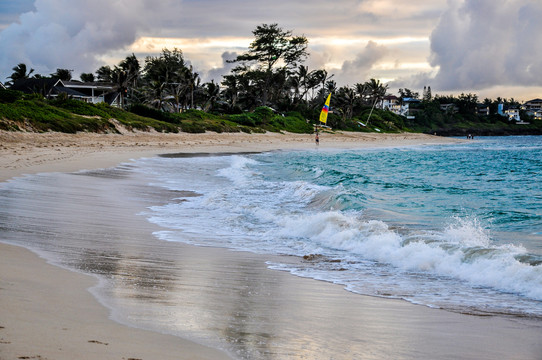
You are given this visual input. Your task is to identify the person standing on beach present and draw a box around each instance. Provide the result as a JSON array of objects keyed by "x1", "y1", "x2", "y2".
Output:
[{"x1": 315, "y1": 130, "x2": 319, "y2": 145}]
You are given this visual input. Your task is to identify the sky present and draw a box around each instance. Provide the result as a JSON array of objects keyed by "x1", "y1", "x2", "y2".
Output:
[{"x1": 1, "y1": 0, "x2": 541, "y2": 101}]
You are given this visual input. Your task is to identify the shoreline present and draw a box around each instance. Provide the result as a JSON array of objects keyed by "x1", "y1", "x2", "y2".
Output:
[
  {"x1": 0, "y1": 130, "x2": 462, "y2": 182},
  {"x1": 3, "y1": 131, "x2": 542, "y2": 359}
]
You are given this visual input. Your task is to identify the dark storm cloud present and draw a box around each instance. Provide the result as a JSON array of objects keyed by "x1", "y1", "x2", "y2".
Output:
[
  {"x1": 399, "y1": 0, "x2": 542, "y2": 92},
  {"x1": 0, "y1": 0, "x2": 183, "y2": 79}
]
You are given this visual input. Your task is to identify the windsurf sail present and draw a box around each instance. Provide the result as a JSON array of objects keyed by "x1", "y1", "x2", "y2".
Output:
[{"x1": 319, "y1": 93, "x2": 331, "y2": 124}]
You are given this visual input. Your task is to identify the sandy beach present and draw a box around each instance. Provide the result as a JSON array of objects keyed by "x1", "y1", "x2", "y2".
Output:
[
  {"x1": 0, "y1": 130, "x2": 460, "y2": 183},
  {"x1": 2, "y1": 130, "x2": 542, "y2": 360}
]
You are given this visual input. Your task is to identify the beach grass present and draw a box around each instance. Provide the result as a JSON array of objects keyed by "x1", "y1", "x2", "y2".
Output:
[{"x1": 0, "y1": 90, "x2": 315, "y2": 135}]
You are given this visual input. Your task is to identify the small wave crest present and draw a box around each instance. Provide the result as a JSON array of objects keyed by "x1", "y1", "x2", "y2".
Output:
[
  {"x1": 273, "y1": 209, "x2": 542, "y2": 301},
  {"x1": 217, "y1": 155, "x2": 260, "y2": 185}
]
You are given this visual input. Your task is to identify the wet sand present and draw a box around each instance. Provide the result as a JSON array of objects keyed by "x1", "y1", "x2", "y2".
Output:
[
  {"x1": 2, "y1": 130, "x2": 542, "y2": 359},
  {"x1": 0, "y1": 243, "x2": 231, "y2": 360}
]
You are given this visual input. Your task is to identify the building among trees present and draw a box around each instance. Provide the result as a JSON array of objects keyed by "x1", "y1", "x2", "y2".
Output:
[{"x1": 10, "y1": 78, "x2": 119, "y2": 105}]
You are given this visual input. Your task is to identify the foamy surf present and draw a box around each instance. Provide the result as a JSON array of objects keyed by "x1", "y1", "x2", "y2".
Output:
[{"x1": 145, "y1": 137, "x2": 542, "y2": 318}]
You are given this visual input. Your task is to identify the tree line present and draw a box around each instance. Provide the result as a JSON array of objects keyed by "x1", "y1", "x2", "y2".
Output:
[
  {"x1": 3, "y1": 24, "x2": 389, "y2": 124},
  {"x1": 3, "y1": 23, "x2": 537, "y2": 132}
]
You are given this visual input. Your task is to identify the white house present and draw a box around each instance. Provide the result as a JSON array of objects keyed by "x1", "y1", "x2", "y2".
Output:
[
  {"x1": 10, "y1": 78, "x2": 120, "y2": 106},
  {"x1": 380, "y1": 95, "x2": 418, "y2": 118},
  {"x1": 505, "y1": 108, "x2": 521, "y2": 122},
  {"x1": 62, "y1": 81, "x2": 119, "y2": 105},
  {"x1": 380, "y1": 95, "x2": 400, "y2": 110},
  {"x1": 521, "y1": 98, "x2": 542, "y2": 121},
  {"x1": 522, "y1": 98, "x2": 542, "y2": 111}
]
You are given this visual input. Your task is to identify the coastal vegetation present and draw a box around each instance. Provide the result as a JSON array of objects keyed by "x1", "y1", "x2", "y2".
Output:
[
  {"x1": 1, "y1": 23, "x2": 541, "y2": 135},
  {"x1": 0, "y1": 88, "x2": 314, "y2": 134}
]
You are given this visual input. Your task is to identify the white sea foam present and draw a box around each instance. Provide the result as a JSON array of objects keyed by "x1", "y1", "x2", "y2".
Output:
[{"x1": 145, "y1": 144, "x2": 542, "y2": 316}]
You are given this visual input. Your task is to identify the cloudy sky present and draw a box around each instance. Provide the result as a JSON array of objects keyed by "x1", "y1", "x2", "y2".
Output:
[{"x1": 1, "y1": 0, "x2": 541, "y2": 101}]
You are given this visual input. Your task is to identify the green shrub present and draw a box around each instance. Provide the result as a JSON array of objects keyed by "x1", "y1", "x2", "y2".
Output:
[
  {"x1": 0, "y1": 89, "x2": 24, "y2": 103},
  {"x1": 227, "y1": 113, "x2": 257, "y2": 127},
  {"x1": 181, "y1": 121, "x2": 206, "y2": 133},
  {"x1": 203, "y1": 122, "x2": 224, "y2": 133},
  {"x1": 177, "y1": 109, "x2": 212, "y2": 120},
  {"x1": 128, "y1": 104, "x2": 178, "y2": 123},
  {"x1": 239, "y1": 126, "x2": 252, "y2": 133},
  {"x1": 253, "y1": 106, "x2": 274, "y2": 123},
  {"x1": 282, "y1": 114, "x2": 313, "y2": 133},
  {"x1": 49, "y1": 98, "x2": 109, "y2": 117}
]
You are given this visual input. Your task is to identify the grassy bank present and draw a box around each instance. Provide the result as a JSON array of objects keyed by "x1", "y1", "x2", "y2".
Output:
[{"x1": 0, "y1": 89, "x2": 314, "y2": 134}]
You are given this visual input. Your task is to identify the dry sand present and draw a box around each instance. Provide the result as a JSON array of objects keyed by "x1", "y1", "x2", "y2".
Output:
[{"x1": 2, "y1": 130, "x2": 542, "y2": 359}]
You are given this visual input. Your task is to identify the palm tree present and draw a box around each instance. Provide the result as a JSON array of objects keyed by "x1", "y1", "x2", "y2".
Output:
[
  {"x1": 287, "y1": 73, "x2": 301, "y2": 104},
  {"x1": 96, "y1": 66, "x2": 113, "y2": 82},
  {"x1": 325, "y1": 80, "x2": 337, "y2": 95},
  {"x1": 296, "y1": 65, "x2": 309, "y2": 102},
  {"x1": 119, "y1": 54, "x2": 141, "y2": 103},
  {"x1": 185, "y1": 65, "x2": 199, "y2": 110},
  {"x1": 267, "y1": 67, "x2": 289, "y2": 107},
  {"x1": 335, "y1": 86, "x2": 356, "y2": 121},
  {"x1": 221, "y1": 74, "x2": 241, "y2": 111},
  {"x1": 120, "y1": 54, "x2": 140, "y2": 84},
  {"x1": 367, "y1": 78, "x2": 388, "y2": 107},
  {"x1": 142, "y1": 79, "x2": 167, "y2": 110},
  {"x1": 51, "y1": 68, "x2": 73, "y2": 81},
  {"x1": 8, "y1": 63, "x2": 34, "y2": 84},
  {"x1": 110, "y1": 66, "x2": 129, "y2": 108},
  {"x1": 288, "y1": 65, "x2": 308, "y2": 104},
  {"x1": 305, "y1": 69, "x2": 324, "y2": 102},
  {"x1": 95, "y1": 64, "x2": 128, "y2": 107},
  {"x1": 165, "y1": 69, "x2": 190, "y2": 113},
  {"x1": 142, "y1": 49, "x2": 187, "y2": 111},
  {"x1": 366, "y1": 78, "x2": 388, "y2": 124},
  {"x1": 202, "y1": 80, "x2": 220, "y2": 112},
  {"x1": 354, "y1": 82, "x2": 370, "y2": 106},
  {"x1": 80, "y1": 73, "x2": 95, "y2": 82}
]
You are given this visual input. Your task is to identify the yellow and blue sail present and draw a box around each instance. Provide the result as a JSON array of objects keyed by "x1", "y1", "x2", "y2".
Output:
[{"x1": 319, "y1": 93, "x2": 331, "y2": 124}]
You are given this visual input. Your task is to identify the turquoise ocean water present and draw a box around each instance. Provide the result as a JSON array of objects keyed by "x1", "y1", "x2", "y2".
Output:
[{"x1": 145, "y1": 136, "x2": 542, "y2": 317}]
